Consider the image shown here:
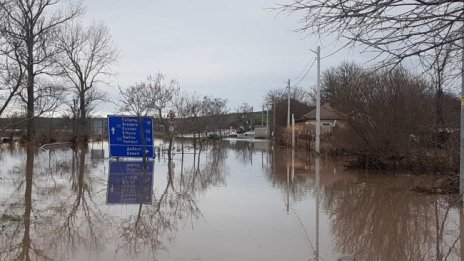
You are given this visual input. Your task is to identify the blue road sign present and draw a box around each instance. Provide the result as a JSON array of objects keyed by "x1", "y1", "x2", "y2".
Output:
[
  {"x1": 108, "y1": 115, "x2": 155, "y2": 158},
  {"x1": 107, "y1": 161, "x2": 154, "y2": 205}
]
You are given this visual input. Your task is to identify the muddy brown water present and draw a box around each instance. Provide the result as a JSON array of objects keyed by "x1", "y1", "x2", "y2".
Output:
[{"x1": 0, "y1": 140, "x2": 461, "y2": 261}]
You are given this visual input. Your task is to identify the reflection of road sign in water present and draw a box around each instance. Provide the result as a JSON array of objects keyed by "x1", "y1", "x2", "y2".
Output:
[
  {"x1": 107, "y1": 161, "x2": 153, "y2": 204},
  {"x1": 107, "y1": 115, "x2": 155, "y2": 158}
]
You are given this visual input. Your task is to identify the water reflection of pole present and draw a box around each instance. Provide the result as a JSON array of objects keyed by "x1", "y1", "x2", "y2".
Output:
[
  {"x1": 272, "y1": 145, "x2": 276, "y2": 186},
  {"x1": 261, "y1": 150, "x2": 264, "y2": 170},
  {"x1": 315, "y1": 157, "x2": 320, "y2": 261},
  {"x1": 250, "y1": 143, "x2": 253, "y2": 166},
  {"x1": 292, "y1": 148, "x2": 295, "y2": 184},
  {"x1": 461, "y1": 205, "x2": 464, "y2": 261},
  {"x1": 287, "y1": 161, "x2": 290, "y2": 213}
]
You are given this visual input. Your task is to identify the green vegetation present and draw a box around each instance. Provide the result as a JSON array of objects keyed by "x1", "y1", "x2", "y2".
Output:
[{"x1": 0, "y1": 214, "x2": 21, "y2": 222}]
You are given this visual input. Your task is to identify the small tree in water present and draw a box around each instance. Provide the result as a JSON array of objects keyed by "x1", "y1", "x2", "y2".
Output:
[
  {"x1": 117, "y1": 73, "x2": 180, "y2": 161},
  {"x1": 117, "y1": 82, "x2": 155, "y2": 164}
]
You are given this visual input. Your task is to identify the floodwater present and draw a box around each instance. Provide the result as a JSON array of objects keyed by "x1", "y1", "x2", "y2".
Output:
[{"x1": 0, "y1": 139, "x2": 462, "y2": 261}]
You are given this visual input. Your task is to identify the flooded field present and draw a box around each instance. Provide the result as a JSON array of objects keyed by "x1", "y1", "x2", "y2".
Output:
[{"x1": 0, "y1": 139, "x2": 462, "y2": 261}]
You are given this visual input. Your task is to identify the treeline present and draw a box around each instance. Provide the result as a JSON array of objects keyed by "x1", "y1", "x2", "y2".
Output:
[
  {"x1": 0, "y1": 0, "x2": 118, "y2": 143},
  {"x1": 324, "y1": 63, "x2": 459, "y2": 173},
  {"x1": 0, "y1": 1, "x2": 257, "y2": 144}
]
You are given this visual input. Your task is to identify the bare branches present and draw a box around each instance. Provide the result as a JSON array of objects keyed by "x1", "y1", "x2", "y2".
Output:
[
  {"x1": 116, "y1": 73, "x2": 180, "y2": 121},
  {"x1": 0, "y1": 54, "x2": 24, "y2": 116},
  {"x1": 56, "y1": 21, "x2": 119, "y2": 95},
  {"x1": 264, "y1": 86, "x2": 312, "y2": 106},
  {"x1": 323, "y1": 62, "x2": 459, "y2": 170},
  {"x1": 55, "y1": 20, "x2": 118, "y2": 140},
  {"x1": 0, "y1": 0, "x2": 84, "y2": 72},
  {"x1": 0, "y1": 0, "x2": 83, "y2": 140},
  {"x1": 277, "y1": 0, "x2": 464, "y2": 70},
  {"x1": 116, "y1": 82, "x2": 154, "y2": 117}
]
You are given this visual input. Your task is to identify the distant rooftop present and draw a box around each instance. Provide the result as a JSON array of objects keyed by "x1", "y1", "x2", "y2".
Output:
[{"x1": 303, "y1": 103, "x2": 347, "y2": 120}]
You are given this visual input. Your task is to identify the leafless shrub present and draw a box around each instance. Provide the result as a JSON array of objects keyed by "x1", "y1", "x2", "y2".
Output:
[{"x1": 325, "y1": 63, "x2": 459, "y2": 171}]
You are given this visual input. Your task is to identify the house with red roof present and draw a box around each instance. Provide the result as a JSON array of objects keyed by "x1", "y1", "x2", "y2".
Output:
[{"x1": 301, "y1": 103, "x2": 347, "y2": 134}]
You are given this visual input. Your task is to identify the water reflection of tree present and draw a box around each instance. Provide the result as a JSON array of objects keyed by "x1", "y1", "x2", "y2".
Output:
[
  {"x1": 0, "y1": 145, "x2": 52, "y2": 260},
  {"x1": 233, "y1": 141, "x2": 254, "y2": 165},
  {"x1": 189, "y1": 146, "x2": 228, "y2": 194},
  {"x1": 267, "y1": 147, "x2": 314, "y2": 202},
  {"x1": 117, "y1": 145, "x2": 228, "y2": 258},
  {"x1": 117, "y1": 160, "x2": 198, "y2": 257},
  {"x1": 323, "y1": 176, "x2": 461, "y2": 261},
  {"x1": 46, "y1": 146, "x2": 107, "y2": 258}
]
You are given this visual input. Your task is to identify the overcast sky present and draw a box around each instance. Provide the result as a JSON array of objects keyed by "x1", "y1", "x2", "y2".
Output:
[{"x1": 83, "y1": 0, "x2": 369, "y2": 116}]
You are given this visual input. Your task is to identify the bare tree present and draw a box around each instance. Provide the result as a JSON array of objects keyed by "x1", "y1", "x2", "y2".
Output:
[
  {"x1": 236, "y1": 102, "x2": 253, "y2": 132},
  {"x1": 277, "y1": 0, "x2": 463, "y2": 72},
  {"x1": 57, "y1": 22, "x2": 118, "y2": 142},
  {"x1": 201, "y1": 95, "x2": 228, "y2": 138},
  {"x1": 116, "y1": 82, "x2": 155, "y2": 162},
  {"x1": 183, "y1": 92, "x2": 204, "y2": 151},
  {"x1": 264, "y1": 86, "x2": 311, "y2": 106},
  {"x1": 322, "y1": 62, "x2": 366, "y2": 103},
  {"x1": 146, "y1": 73, "x2": 180, "y2": 130},
  {"x1": 116, "y1": 82, "x2": 154, "y2": 117},
  {"x1": 420, "y1": 44, "x2": 453, "y2": 131},
  {"x1": 323, "y1": 63, "x2": 460, "y2": 171},
  {"x1": 0, "y1": 48, "x2": 24, "y2": 117},
  {"x1": 146, "y1": 73, "x2": 179, "y2": 159},
  {"x1": 2, "y1": 78, "x2": 67, "y2": 135},
  {"x1": 0, "y1": 0, "x2": 83, "y2": 141},
  {"x1": 117, "y1": 74, "x2": 179, "y2": 160}
]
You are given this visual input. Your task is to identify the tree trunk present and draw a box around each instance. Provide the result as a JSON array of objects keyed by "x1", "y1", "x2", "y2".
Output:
[
  {"x1": 26, "y1": 43, "x2": 35, "y2": 142},
  {"x1": 79, "y1": 89, "x2": 87, "y2": 143},
  {"x1": 168, "y1": 136, "x2": 173, "y2": 161},
  {"x1": 434, "y1": 88, "x2": 444, "y2": 148}
]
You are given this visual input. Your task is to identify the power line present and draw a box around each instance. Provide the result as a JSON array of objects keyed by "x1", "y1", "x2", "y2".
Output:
[
  {"x1": 293, "y1": 56, "x2": 315, "y2": 81},
  {"x1": 291, "y1": 58, "x2": 316, "y2": 88},
  {"x1": 320, "y1": 43, "x2": 350, "y2": 59}
]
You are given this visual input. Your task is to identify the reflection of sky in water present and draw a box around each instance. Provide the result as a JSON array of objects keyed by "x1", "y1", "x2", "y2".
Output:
[{"x1": 0, "y1": 140, "x2": 461, "y2": 261}]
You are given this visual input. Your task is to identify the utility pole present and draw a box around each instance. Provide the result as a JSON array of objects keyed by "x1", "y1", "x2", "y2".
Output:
[
  {"x1": 251, "y1": 106, "x2": 254, "y2": 130},
  {"x1": 273, "y1": 101, "x2": 276, "y2": 140},
  {"x1": 292, "y1": 113, "x2": 295, "y2": 148},
  {"x1": 261, "y1": 105, "x2": 264, "y2": 126},
  {"x1": 316, "y1": 46, "x2": 321, "y2": 154},
  {"x1": 287, "y1": 79, "x2": 291, "y2": 128},
  {"x1": 460, "y1": 34, "x2": 464, "y2": 201},
  {"x1": 266, "y1": 105, "x2": 269, "y2": 139}
]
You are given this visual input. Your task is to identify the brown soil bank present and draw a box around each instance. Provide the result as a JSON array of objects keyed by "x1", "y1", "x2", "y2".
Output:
[
  {"x1": 413, "y1": 176, "x2": 459, "y2": 194},
  {"x1": 341, "y1": 149, "x2": 458, "y2": 174}
]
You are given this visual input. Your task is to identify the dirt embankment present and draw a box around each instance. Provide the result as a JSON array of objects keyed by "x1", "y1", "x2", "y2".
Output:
[{"x1": 413, "y1": 176, "x2": 459, "y2": 194}]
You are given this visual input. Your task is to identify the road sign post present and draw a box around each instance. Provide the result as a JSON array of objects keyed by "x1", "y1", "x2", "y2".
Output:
[{"x1": 107, "y1": 115, "x2": 155, "y2": 158}]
